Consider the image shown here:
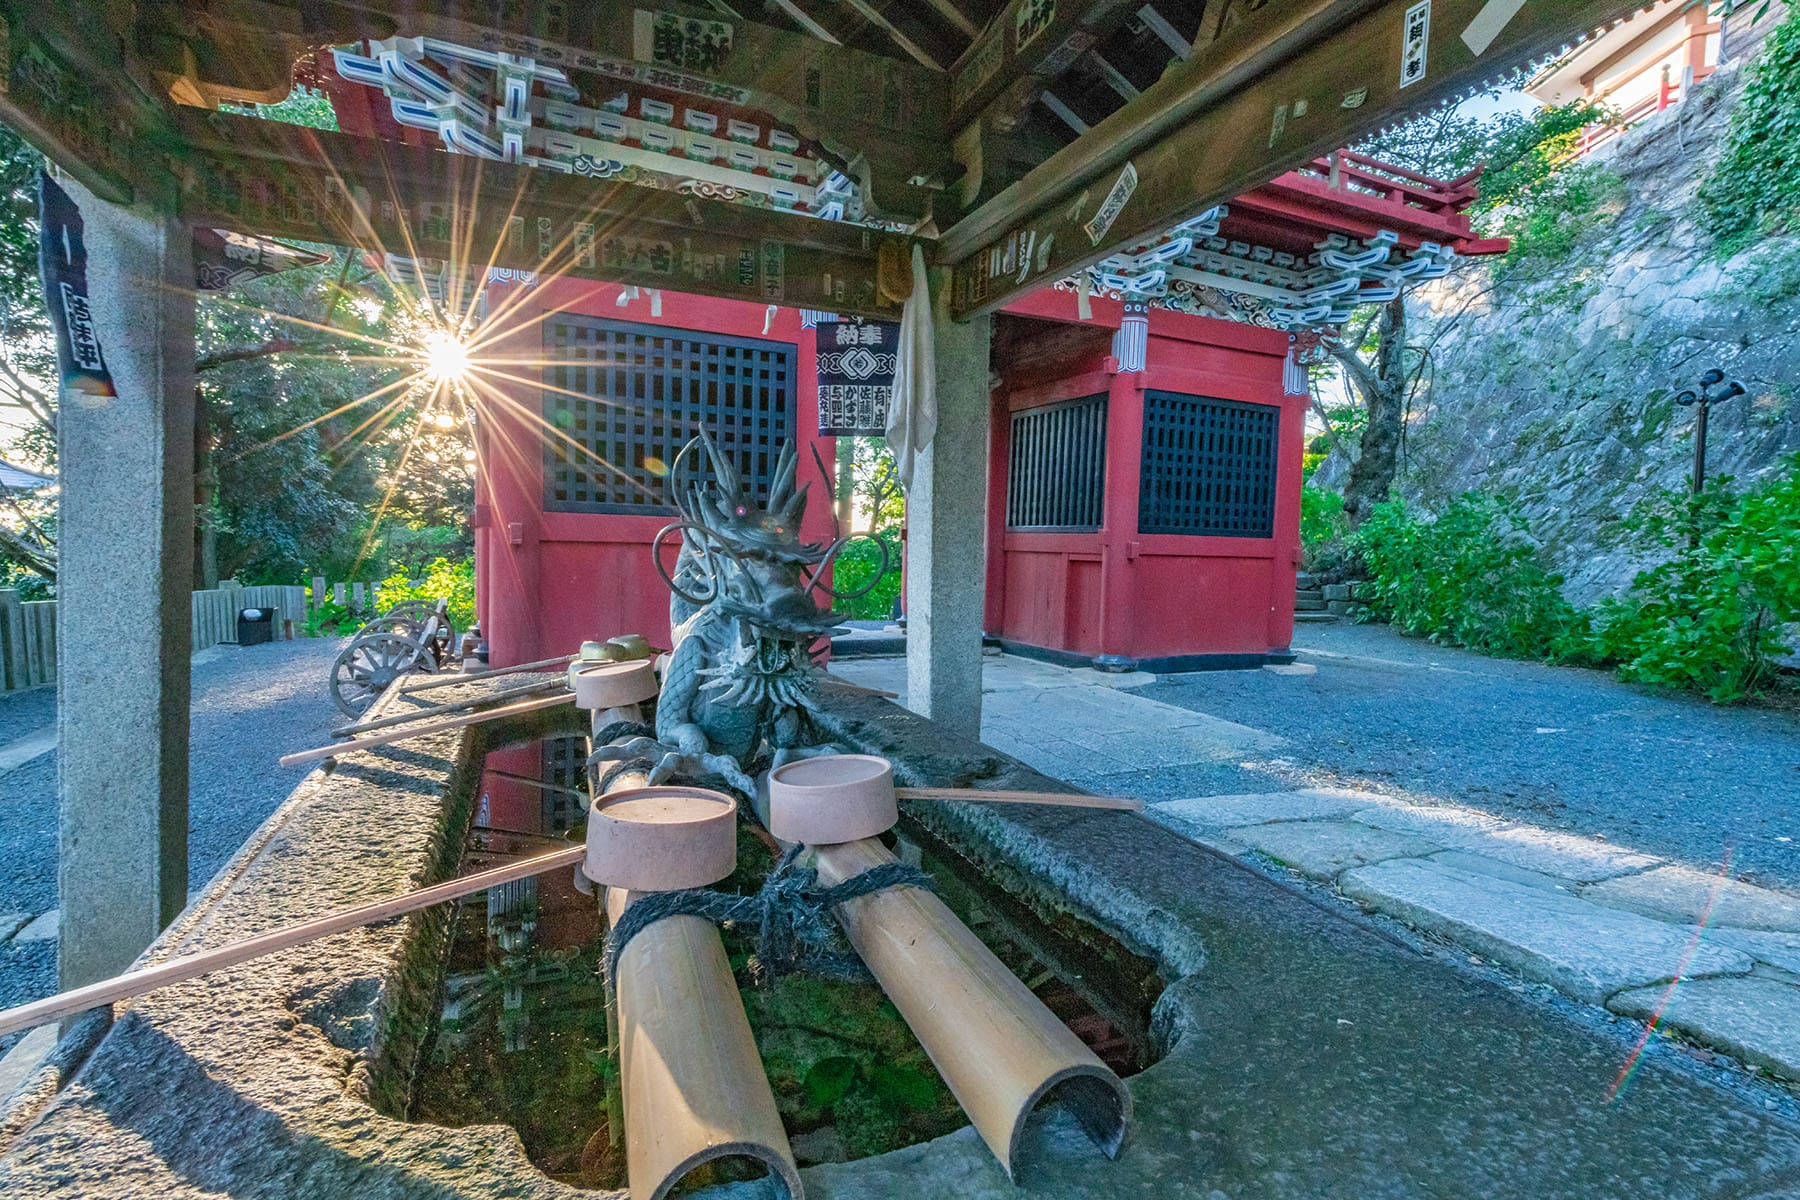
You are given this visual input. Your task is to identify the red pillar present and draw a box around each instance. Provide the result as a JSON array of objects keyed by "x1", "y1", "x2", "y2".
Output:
[{"x1": 1095, "y1": 361, "x2": 1143, "y2": 664}]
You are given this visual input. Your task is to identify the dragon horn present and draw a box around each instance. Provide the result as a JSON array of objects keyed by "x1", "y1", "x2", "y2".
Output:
[
  {"x1": 770, "y1": 441, "x2": 798, "y2": 509},
  {"x1": 698, "y1": 429, "x2": 744, "y2": 504},
  {"x1": 780, "y1": 479, "x2": 810, "y2": 529}
]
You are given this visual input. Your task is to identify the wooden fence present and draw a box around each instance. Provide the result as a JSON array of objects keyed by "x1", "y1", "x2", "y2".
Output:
[
  {"x1": 307, "y1": 577, "x2": 381, "y2": 617},
  {"x1": 0, "y1": 580, "x2": 309, "y2": 693}
]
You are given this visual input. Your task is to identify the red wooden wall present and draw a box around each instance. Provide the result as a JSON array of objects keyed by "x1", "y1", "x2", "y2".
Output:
[
  {"x1": 985, "y1": 290, "x2": 1304, "y2": 669},
  {"x1": 472, "y1": 280, "x2": 836, "y2": 668}
]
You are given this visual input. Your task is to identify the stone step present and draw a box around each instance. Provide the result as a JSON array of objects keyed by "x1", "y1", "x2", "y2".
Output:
[
  {"x1": 1294, "y1": 612, "x2": 1339, "y2": 623},
  {"x1": 1295, "y1": 588, "x2": 1325, "y2": 603},
  {"x1": 1295, "y1": 598, "x2": 1328, "y2": 612}
]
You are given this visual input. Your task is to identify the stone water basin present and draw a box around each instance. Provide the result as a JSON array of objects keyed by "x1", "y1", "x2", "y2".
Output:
[{"x1": 405, "y1": 730, "x2": 1163, "y2": 1193}]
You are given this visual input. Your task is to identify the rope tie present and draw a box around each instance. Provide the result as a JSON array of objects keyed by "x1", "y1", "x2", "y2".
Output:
[{"x1": 602, "y1": 844, "x2": 935, "y2": 988}]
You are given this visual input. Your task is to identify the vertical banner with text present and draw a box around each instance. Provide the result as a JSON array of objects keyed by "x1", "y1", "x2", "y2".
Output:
[
  {"x1": 815, "y1": 317, "x2": 900, "y2": 437},
  {"x1": 38, "y1": 173, "x2": 115, "y2": 403}
]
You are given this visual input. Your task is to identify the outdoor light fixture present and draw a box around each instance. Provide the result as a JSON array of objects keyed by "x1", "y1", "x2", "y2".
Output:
[{"x1": 1674, "y1": 368, "x2": 1747, "y2": 494}]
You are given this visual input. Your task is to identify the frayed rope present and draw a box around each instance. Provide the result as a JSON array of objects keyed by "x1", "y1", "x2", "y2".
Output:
[{"x1": 603, "y1": 844, "x2": 934, "y2": 989}]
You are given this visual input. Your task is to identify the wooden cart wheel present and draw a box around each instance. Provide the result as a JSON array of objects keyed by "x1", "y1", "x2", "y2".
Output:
[
  {"x1": 430, "y1": 615, "x2": 459, "y2": 665},
  {"x1": 330, "y1": 631, "x2": 437, "y2": 717},
  {"x1": 356, "y1": 615, "x2": 424, "y2": 641}
]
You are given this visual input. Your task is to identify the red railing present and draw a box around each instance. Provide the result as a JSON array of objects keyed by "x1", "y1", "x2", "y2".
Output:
[
  {"x1": 1288, "y1": 149, "x2": 1485, "y2": 217},
  {"x1": 1576, "y1": 63, "x2": 1715, "y2": 155}
]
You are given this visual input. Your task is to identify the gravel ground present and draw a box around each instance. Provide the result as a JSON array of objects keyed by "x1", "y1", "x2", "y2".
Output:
[
  {"x1": 1138, "y1": 622, "x2": 1800, "y2": 891},
  {"x1": 0, "y1": 637, "x2": 346, "y2": 1034}
]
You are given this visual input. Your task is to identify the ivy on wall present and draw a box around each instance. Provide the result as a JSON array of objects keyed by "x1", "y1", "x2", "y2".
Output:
[{"x1": 1699, "y1": 2, "x2": 1800, "y2": 254}]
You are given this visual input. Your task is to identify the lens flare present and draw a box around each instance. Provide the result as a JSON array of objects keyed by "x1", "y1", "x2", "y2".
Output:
[{"x1": 421, "y1": 329, "x2": 471, "y2": 383}]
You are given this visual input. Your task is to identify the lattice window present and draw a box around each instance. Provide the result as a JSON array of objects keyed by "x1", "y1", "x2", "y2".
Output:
[
  {"x1": 540, "y1": 735, "x2": 588, "y2": 836},
  {"x1": 1138, "y1": 391, "x2": 1278, "y2": 537},
  {"x1": 1006, "y1": 395, "x2": 1107, "y2": 531},
  {"x1": 543, "y1": 316, "x2": 796, "y2": 513}
]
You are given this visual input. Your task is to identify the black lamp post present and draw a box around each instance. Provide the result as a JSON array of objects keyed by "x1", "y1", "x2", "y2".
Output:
[{"x1": 1673, "y1": 368, "x2": 1746, "y2": 494}]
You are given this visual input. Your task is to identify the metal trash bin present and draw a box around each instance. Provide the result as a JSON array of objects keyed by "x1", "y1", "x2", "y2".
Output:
[{"x1": 237, "y1": 607, "x2": 276, "y2": 647}]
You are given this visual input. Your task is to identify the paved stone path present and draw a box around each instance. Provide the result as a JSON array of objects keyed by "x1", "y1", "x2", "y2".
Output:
[
  {"x1": 834, "y1": 639, "x2": 1800, "y2": 1085},
  {"x1": 0, "y1": 637, "x2": 346, "y2": 1049}
]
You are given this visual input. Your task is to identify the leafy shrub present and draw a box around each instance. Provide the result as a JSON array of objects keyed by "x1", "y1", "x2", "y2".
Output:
[
  {"x1": 1488, "y1": 163, "x2": 1625, "y2": 283},
  {"x1": 829, "y1": 528, "x2": 901, "y2": 621},
  {"x1": 1300, "y1": 485, "x2": 1352, "y2": 574},
  {"x1": 1700, "y1": 2, "x2": 1800, "y2": 255},
  {"x1": 374, "y1": 556, "x2": 477, "y2": 631},
  {"x1": 1594, "y1": 461, "x2": 1800, "y2": 702},
  {"x1": 1350, "y1": 495, "x2": 1595, "y2": 662},
  {"x1": 303, "y1": 597, "x2": 362, "y2": 637}
]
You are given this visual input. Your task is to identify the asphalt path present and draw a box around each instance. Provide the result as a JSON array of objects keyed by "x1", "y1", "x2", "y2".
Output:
[
  {"x1": 0, "y1": 637, "x2": 345, "y2": 1046},
  {"x1": 1140, "y1": 622, "x2": 1800, "y2": 891}
]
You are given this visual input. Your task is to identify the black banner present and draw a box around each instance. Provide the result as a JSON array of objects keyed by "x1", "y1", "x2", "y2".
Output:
[
  {"x1": 38, "y1": 173, "x2": 115, "y2": 402},
  {"x1": 193, "y1": 228, "x2": 332, "y2": 292},
  {"x1": 815, "y1": 317, "x2": 899, "y2": 437}
]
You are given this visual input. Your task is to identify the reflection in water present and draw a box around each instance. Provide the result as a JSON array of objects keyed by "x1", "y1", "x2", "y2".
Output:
[
  {"x1": 410, "y1": 734, "x2": 1161, "y2": 1187},
  {"x1": 415, "y1": 734, "x2": 617, "y2": 1185}
]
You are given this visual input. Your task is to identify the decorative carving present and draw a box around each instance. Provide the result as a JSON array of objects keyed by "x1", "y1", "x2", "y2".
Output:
[{"x1": 591, "y1": 434, "x2": 886, "y2": 795}]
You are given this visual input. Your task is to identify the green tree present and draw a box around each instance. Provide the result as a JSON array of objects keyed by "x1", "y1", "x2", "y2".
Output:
[
  {"x1": 1321, "y1": 92, "x2": 1613, "y2": 524},
  {"x1": 1, "y1": 86, "x2": 474, "y2": 595},
  {"x1": 0, "y1": 121, "x2": 56, "y2": 583},
  {"x1": 199, "y1": 260, "x2": 474, "y2": 587}
]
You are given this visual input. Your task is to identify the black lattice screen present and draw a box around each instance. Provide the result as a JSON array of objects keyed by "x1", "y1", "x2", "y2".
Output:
[
  {"x1": 1006, "y1": 394, "x2": 1107, "y2": 531},
  {"x1": 540, "y1": 735, "x2": 588, "y2": 836},
  {"x1": 543, "y1": 316, "x2": 796, "y2": 513},
  {"x1": 1138, "y1": 391, "x2": 1279, "y2": 537}
]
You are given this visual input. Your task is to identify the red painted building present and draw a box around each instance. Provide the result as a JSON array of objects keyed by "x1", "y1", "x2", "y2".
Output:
[
  {"x1": 472, "y1": 281, "x2": 841, "y2": 667},
  {"x1": 470, "y1": 278, "x2": 1302, "y2": 672},
  {"x1": 986, "y1": 292, "x2": 1302, "y2": 671}
]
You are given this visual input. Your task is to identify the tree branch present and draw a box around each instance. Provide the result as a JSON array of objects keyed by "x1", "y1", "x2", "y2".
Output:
[
  {"x1": 1306, "y1": 376, "x2": 1351, "y2": 459},
  {"x1": 196, "y1": 337, "x2": 306, "y2": 372},
  {"x1": 1324, "y1": 338, "x2": 1381, "y2": 403},
  {"x1": 0, "y1": 354, "x2": 53, "y2": 431},
  {"x1": 0, "y1": 517, "x2": 55, "y2": 580}
]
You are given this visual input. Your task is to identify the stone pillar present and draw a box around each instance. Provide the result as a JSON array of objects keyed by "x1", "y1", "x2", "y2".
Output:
[
  {"x1": 904, "y1": 278, "x2": 990, "y2": 737},
  {"x1": 56, "y1": 178, "x2": 195, "y2": 991}
]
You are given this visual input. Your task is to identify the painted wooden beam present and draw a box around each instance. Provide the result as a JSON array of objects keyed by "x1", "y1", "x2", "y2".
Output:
[
  {"x1": 0, "y1": 8, "x2": 157, "y2": 204},
  {"x1": 174, "y1": 111, "x2": 913, "y2": 319},
  {"x1": 941, "y1": 0, "x2": 1385, "y2": 265},
  {"x1": 153, "y1": 0, "x2": 952, "y2": 223},
  {"x1": 949, "y1": 0, "x2": 1142, "y2": 128},
  {"x1": 948, "y1": 0, "x2": 1646, "y2": 318}
]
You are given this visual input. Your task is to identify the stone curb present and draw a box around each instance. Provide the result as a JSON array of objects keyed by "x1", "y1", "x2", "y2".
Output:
[{"x1": 1149, "y1": 792, "x2": 1800, "y2": 1079}]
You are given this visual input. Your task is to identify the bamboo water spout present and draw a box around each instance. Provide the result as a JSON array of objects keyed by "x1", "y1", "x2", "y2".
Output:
[
  {"x1": 605, "y1": 885, "x2": 803, "y2": 1200},
  {"x1": 587, "y1": 737, "x2": 800, "y2": 1197},
  {"x1": 812, "y1": 836, "x2": 1132, "y2": 1180}
]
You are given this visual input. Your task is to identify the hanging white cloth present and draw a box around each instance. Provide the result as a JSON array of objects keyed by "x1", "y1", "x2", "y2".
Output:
[{"x1": 886, "y1": 242, "x2": 935, "y2": 495}]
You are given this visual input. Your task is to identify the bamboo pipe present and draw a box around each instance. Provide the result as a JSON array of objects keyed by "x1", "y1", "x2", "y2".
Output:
[
  {"x1": 279, "y1": 692, "x2": 574, "y2": 767},
  {"x1": 606, "y1": 887, "x2": 802, "y2": 1200},
  {"x1": 331, "y1": 676, "x2": 565, "y2": 737},
  {"x1": 812, "y1": 836, "x2": 1130, "y2": 1179},
  {"x1": 895, "y1": 787, "x2": 1143, "y2": 812},
  {"x1": 589, "y1": 743, "x2": 799, "y2": 1200},
  {"x1": 0, "y1": 846, "x2": 584, "y2": 1040},
  {"x1": 399, "y1": 653, "x2": 577, "y2": 693}
]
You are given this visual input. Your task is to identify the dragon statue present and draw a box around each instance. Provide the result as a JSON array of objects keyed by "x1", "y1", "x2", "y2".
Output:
[{"x1": 591, "y1": 433, "x2": 885, "y2": 796}]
